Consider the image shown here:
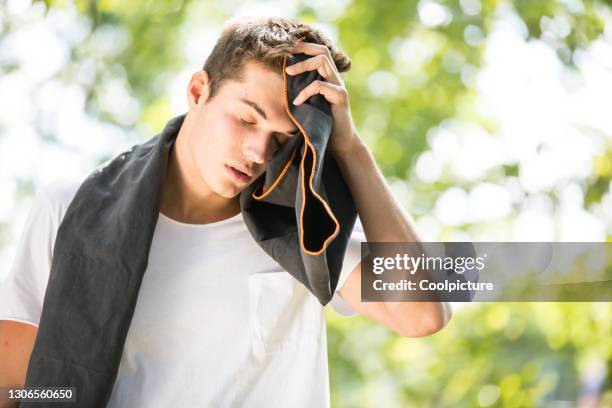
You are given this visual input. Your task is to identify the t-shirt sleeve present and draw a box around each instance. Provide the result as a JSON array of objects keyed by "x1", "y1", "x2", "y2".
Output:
[
  {"x1": 329, "y1": 217, "x2": 366, "y2": 317},
  {"x1": 0, "y1": 185, "x2": 59, "y2": 327}
]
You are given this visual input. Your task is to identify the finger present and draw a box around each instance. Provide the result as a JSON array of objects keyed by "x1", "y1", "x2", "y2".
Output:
[
  {"x1": 290, "y1": 41, "x2": 333, "y2": 64},
  {"x1": 292, "y1": 80, "x2": 348, "y2": 106},
  {"x1": 285, "y1": 54, "x2": 341, "y2": 85},
  {"x1": 287, "y1": 41, "x2": 342, "y2": 84}
]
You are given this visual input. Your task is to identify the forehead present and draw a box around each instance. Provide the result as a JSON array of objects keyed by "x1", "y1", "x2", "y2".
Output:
[{"x1": 222, "y1": 61, "x2": 288, "y2": 119}]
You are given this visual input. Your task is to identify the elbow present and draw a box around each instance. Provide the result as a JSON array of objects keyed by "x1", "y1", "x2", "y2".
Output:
[
  {"x1": 394, "y1": 319, "x2": 445, "y2": 338},
  {"x1": 394, "y1": 304, "x2": 453, "y2": 338}
]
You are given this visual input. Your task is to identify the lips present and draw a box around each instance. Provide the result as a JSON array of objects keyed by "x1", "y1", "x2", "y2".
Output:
[
  {"x1": 232, "y1": 164, "x2": 252, "y2": 177},
  {"x1": 225, "y1": 164, "x2": 251, "y2": 183}
]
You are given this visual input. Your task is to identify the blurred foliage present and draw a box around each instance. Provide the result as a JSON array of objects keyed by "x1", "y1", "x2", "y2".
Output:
[
  {"x1": 327, "y1": 302, "x2": 612, "y2": 407},
  {"x1": 1, "y1": 0, "x2": 611, "y2": 406},
  {"x1": 328, "y1": 0, "x2": 611, "y2": 210}
]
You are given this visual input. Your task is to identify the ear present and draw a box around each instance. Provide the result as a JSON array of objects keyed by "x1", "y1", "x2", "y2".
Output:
[{"x1": 187, "y1": 70, "x2": 211, "y2": 111}]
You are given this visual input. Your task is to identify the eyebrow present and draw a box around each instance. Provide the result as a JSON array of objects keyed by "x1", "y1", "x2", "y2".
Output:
[{"x1": 239, "y1": 98, "x2": 299, "y2": 136}]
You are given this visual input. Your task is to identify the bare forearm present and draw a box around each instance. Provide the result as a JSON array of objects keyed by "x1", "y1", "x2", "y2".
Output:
[
  {"x1": 333, "y1": 136, "x2": 452, "y2": 335},
  {"x1": 333, "y1": 138, "x2": 420, "y2": 243}
]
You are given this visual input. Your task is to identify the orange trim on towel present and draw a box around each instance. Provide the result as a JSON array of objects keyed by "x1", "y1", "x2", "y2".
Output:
[
  {"x1": 252, "y1": 146, "x2": 298, "y2": 200},
  {"x1": 280, "y1": 55, "x2": 340, "y2": 256}
]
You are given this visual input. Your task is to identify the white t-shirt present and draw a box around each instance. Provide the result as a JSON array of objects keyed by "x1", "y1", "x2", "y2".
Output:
[{"x1": 0, "y1": 177, "x2": 365, "y2": 407}]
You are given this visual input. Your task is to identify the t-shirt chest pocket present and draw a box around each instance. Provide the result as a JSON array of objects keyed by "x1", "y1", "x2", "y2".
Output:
[{"x1": 248, "y1": 271, "x2": 323, "y2": 358}]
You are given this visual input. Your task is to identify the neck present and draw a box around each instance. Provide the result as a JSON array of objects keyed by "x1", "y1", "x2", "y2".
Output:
[{"x1": 159, "y1": 115, "x2": 240, "y2": 224}]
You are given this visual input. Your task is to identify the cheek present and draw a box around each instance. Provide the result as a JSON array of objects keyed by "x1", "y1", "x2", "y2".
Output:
[
  {"x1": 191, "y1": 119, "x2": 228, "y2": 160},
  {"x1": 222, "y1": 111, "x2": 243, "y2": 136},
  {"x1": 187, "y1": 133, "x2": 220, "y2": 180},
  {"x1": 188, "y1": 110, "x2": 244, "y2": 172},
  {"x1": 219, "y1": 114, "x2": 246, "y2": 154}
]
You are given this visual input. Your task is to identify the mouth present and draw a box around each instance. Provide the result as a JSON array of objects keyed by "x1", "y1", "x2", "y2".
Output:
[{"x1": 225, "y1": 164, "x2": 251, "y2": 183}]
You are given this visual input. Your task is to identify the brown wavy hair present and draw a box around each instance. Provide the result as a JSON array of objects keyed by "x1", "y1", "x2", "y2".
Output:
[{"x1": 202, "y1": 17, "x2": 352, "y2": 100}]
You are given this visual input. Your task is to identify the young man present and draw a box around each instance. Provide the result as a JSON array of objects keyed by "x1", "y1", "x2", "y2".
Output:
[{"x1": 0, "y1": 17, "x2": 452, "y2": 407}]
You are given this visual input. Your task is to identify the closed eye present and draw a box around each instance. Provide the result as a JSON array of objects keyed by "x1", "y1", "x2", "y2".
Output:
[
  {"x1": 239, "y1": 117, "x2": 287, "y2": 151},
  {"x1": 240, "y1": 118, "x2": 256, "y2": 126}
]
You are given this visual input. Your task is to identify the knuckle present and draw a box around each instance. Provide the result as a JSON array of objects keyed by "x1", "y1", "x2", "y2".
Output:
[
  {"x1": 317, "y1": 54, "x2": 327, "y2": 63},
  {"x1": 324, "y1": 49, "x2": 334, "y2": 63},
  {"x1": 319, "y1": 43, "x2": 331, "y2": 58}
]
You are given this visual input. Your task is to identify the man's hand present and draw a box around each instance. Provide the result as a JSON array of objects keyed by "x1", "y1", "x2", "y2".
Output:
[{"x1": 284, "y1": 41, "x2": 360, "y2": 158}]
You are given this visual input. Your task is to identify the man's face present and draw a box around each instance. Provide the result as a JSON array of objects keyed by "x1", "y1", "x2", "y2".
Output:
[{"x1": 186, "y1": 61, "x2": 299, "y2": 198}]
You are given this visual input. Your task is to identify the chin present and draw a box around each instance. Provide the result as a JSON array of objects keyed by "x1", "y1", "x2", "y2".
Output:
[
  {"x1": 213, "y1": 180, "x2": 242, "y2": 198},
  {"x1": 219, "y1": 189, "x2": 241, "y2": 199}
]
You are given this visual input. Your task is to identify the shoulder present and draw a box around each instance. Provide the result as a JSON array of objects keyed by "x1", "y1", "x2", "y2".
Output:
[
  {"x1": 35, "y1": 175, "x2": 87, "y2": 225},
  {"x1": 0, "y1": 176, "x2": 87, "y2": 326}
]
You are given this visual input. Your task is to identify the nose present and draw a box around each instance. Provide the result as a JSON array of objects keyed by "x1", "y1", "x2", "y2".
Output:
[{"x1": 242, "y1": 131, "x2": 276, "y2": 164}]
